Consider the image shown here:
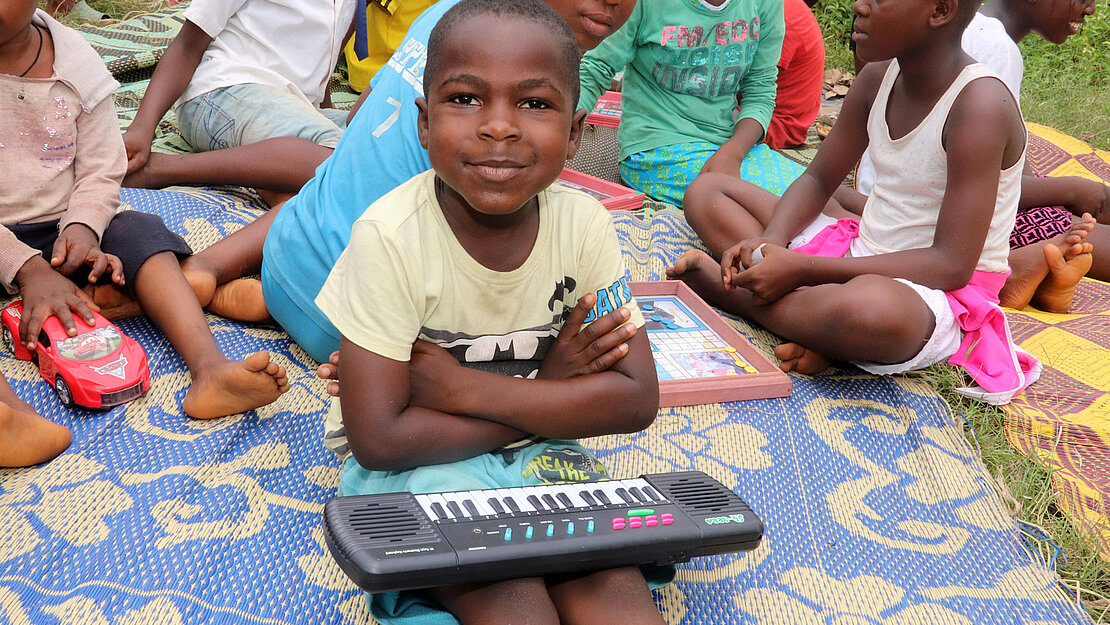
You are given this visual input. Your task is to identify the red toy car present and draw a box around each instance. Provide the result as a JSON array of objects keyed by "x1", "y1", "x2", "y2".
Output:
[{"x1": 1, "y1": 300, "x2": 150, "y2": 410}]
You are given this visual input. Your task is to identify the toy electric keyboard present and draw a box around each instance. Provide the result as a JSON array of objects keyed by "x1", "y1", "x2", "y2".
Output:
[{"x1": 324, "y1": 471, "x2": 763, "y2": 592}]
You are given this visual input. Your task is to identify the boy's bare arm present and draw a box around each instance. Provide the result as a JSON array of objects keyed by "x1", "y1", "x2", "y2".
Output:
[
  {"x1": 340, "y1": 338, "x2": 529, "y2": 471},
  {"x1": 1018, "y1": 174, "x2": 1110, "y2": 223},
  {"x1": 341, "y1": 330, "x2": 658, "y2": 471},
  {"x1": 417, "y1": 330, "x2": 658, "y2": 440},
  {"x1": 700, "y1": 118, "x2": 764, "y2": 176},
  {"x1": 122, "y1": 20, "x2": 213, "y2": 172}
]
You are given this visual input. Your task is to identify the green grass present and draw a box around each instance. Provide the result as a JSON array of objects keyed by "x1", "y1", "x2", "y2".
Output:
[{"x1": 812, "y1": 0, "x2": 1110, "y2": 150}]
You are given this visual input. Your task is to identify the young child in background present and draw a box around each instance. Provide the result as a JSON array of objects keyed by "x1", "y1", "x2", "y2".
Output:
[
  {"x1": 765, "y1": 0, "x2": 824, "y2": 150},
  {"x1": 1, "y1": 7, "x2": 289, "y2": 425},
  {"x1": 121, "y1": 0, "x2": 357, "y2": 196},
  {"x1": 853, "y1": 0, "x2": 1108, "y2": 310},
  {"x1": 670, "y1": 0, "x2": 1040, "y2": 404},
  {"x1": 576, "y1": 0, "x2": 788, "y2": 207},
  {"x1": 318, "y1": 1, "x2": 667, "y2": 622}
]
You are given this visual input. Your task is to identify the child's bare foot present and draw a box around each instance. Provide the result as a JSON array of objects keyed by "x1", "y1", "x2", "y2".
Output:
[
  {"x1": 84, "y1": 284, "x2": 143, "y2": 320},
  {"x1": 1031, "y1": 239, "x2": 1093, "y2": 314},
  {"x1": 0, "y1": 400, "x2": 72, "y2": 467},
  {"x1": 667, "y1": 250, "x2": 728, "y2": 301},
  {"x1": 1000, "y1": 215, "x2": 1095, "y2": 311},
  {"x1": 208, "y1": 278, "x2": 272, "y2": 323},
  {"x1": 182, "y1": 351, "x2": 289, "y2": 420},
  {"x1": 774, "y1": 342, "x2": 830, "y2": 375}
]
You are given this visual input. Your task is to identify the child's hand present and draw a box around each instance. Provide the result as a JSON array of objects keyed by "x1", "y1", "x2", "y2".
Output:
[
  {"x1": 729, "y1": 245, "x2": 807, "y2": 305},
  {"x1": 537, "y1": 293, "x2": 636, "y2": 380},
  {"x1": 122, "y1": 130, "x2": 153, "y2": 176},
  {"x1": 720, "y1": 237, "x2": 778, "y2": 288},
  {"x1": 408, "y1": 340, "x2": 463, "y2": 412},
  {"x1": 52, "y1": 224, "x2": 125, "y2": 286},
  {"x1": 13, "y1": 257, "x2": 100, "y2": 350}
]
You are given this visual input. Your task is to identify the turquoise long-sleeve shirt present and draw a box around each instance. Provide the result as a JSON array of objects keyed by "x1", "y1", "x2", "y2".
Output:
[{"x1": 578, "y1": 0, "x2": 784, "y2": 160}]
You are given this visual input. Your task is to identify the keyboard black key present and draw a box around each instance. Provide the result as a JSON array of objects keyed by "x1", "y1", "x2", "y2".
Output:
[
  {"x1": 503, "y1": 497, "x2": 522, "y2": 513},
  {"x1": 641, "y1": 486, "x2": 660, "y2": 501},
  {"x1": 446, "y1": 501, "x2": 464, "y2": 518},
  {"x1": 579, "y1": 490, "x2": 597, "y2": 506},
  {"x1": 463, "y1": 500, "x2": 480, "y2": 517},
  {"x1": 488, "y1": 497, "x2": 506, "y2": 514},
  {"x1": 541, "y1": 494, "x2": 559, "y2": 510},
  {"x1": 615, "y1": 487, "x2": 633, "y2": 503},
  {"x1": 592, "y1": 489, "x2": 611, "y2": 505},
  {"x1": 431, "y1": 502, "x2": 448, "y2": 521},
  {"x1": 628, "y1": 487, "x2": 645, "y2": 502},
  {"x1": 527, "y1": 495, "x2": 545, "y2": 511},
  {"x1": 556, "y1": 493, "x2": 574, "y2": 508}
]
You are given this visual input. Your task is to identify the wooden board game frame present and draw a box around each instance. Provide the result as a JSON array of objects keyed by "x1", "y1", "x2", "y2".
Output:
[
  {"x1": 632, "y1": 281, "x2": 792, "y2": 407},
  {"x1": 558, "y1": 168, "x2": 644, "y2": 212}
]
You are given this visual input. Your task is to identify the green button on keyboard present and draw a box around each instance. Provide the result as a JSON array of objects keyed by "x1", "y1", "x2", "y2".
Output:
[{"x1": 627, "y1": 509, "x2": 655, "y2": 517}]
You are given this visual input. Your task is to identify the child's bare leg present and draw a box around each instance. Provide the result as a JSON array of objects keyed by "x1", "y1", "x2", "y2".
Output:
[
  {"x1": 180, "y1": 207, "x2": 279, "y2": 322},
  {"x1": 0, "y1": 374, "x2": 71, "y2": 467},
  {"x1": 668, "y1": 250, "x2": 935, "y2": 373},
  {"x1": 134, "y1": 252, "x2": 288, "y2": 419},
  {"x1": 1001, "y1": 215, "x2": 1095, "y2": 311},
  {"x1": 123, "y1": 138, "x2": 332, "y2": 192},
  {"x1": 428, "y1": 577, "x2": 560, "y2": 625},
  {"x1": 684, "y1": 173, "x2": 780, "y2": 257},
  {"x1": 547, "y1": 567, "x2": 665, "y2": 625}
]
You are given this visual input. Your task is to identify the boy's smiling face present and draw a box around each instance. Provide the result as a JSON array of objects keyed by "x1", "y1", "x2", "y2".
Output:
[
  {"x1": 418, "y1": 15, "x2": 585, "y2": 219},
  {"x1": 1031, "y1": 0, "x2": 1097, "y2": 44}
]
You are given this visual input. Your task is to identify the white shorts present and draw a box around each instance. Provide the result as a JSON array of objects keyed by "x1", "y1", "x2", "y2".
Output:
[{"x1": 788, "y1": 216, "x2": 963, "y2": 375}]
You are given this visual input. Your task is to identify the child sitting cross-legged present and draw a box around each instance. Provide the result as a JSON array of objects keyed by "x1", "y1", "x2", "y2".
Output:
[
  {"x1": 1, "y1": 5, "x2": 289, "y2": 426},
  {"x1": 670, "y1": 0, "x2": 1041, "y2": 404},
  {"x1": 315, "y1": 1, "x2": 670, "y2": 622}
]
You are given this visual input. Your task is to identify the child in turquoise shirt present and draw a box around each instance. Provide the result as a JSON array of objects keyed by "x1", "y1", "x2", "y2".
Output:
[{"x1": 578, "y1": 0, "x2": 788, "y2": 206}]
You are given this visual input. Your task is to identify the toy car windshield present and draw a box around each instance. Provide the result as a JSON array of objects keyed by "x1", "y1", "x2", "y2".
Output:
[{"x1": 56, "y1": 327, "x2": 123, "y2": 361}]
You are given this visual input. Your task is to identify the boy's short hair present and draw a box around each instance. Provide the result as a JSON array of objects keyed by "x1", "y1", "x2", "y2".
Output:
[{"x1": 424, "y1": 0, "x2": 581, "y2": 105}]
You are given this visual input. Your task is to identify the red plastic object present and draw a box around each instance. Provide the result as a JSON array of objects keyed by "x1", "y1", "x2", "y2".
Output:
[
  {"x1": 586, "y1": 91, "x2": 622, "y2": 128},
  {"x1": 557, "y1": 168, "x2": 644, "y2": 212},
  {"x1": 1, "y1": 300, "x2": 150, "y2": 410}
]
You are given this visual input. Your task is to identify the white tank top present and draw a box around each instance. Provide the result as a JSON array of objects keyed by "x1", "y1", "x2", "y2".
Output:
[{"x1": 859, "y1": 60, "x2": 1024, "y2": 274}]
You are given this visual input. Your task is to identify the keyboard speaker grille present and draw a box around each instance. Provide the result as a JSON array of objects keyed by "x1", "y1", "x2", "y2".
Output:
[
  {"x1": 646, "y1": 472, "x2": 748, "y2": 516},
  {"x1": 328, "y1": 494, "x2": 441, "y2": 551}
]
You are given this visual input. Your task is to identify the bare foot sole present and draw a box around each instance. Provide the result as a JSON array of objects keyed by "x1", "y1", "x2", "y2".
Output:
[
  {"x1": 774, "y1": 342, "x2": 830, "y2": 375},
  {"x1": 208, "y1": 278, "x2": 271, "y2": 323},
  {"x1": 1031, "y1": 241, "x2": 1093, "y2": 314},
  {"x1": 0, "y1": 401, "x2": 72, "y2": 467},
  {"x1": 1000, "y1": 215, "x2": 1096, "y2": 310},
  {"x1": 85, "y1": 284, "x2": 143, "y2": 320},
  {"x1": 182, "y1": 351, "x2": 290, "y2": 420}
]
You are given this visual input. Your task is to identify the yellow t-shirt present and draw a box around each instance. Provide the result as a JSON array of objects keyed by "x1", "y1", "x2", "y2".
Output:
[
  {"x1": 343, "y1": 0, "x2": 439, "y2": 92},
  {"x1": 315, "y1": 170, "x2": 644, "y2": 458}
]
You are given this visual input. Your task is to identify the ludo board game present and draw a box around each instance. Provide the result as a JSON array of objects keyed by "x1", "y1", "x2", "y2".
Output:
[{"x1": 631, "y1": 281, "x2": 792, "y2": 407}]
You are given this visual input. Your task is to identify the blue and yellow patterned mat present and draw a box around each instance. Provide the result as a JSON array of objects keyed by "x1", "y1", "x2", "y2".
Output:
[
  {"x1": 0, "y1": 7, "x2": 1096, "y2": 624},
  {"x1": 0, "y1": 188, "x2": 1094, "y2": 624}
]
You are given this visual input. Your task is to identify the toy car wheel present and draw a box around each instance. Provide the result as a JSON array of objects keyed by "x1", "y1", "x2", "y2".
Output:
[
  {"x1": 1, "y1": 326, "x2": 12, "y2": 353},
  {"x1": 54, "y1": 376, "x2": 76, "y2": 409}
]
